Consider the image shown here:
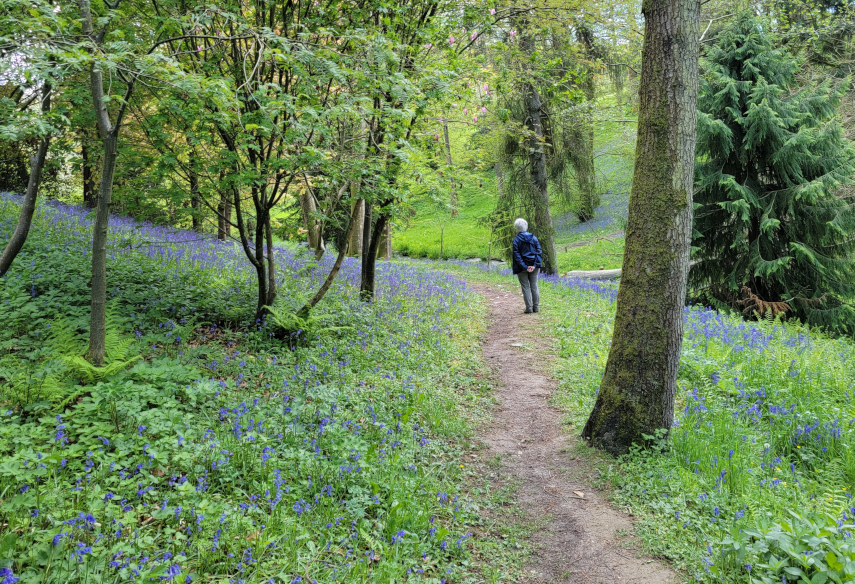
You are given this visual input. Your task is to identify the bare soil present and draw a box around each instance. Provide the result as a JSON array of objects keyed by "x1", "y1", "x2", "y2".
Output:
[{"x1": 473, "y1": 282, "x2": 678, "y2": 584}]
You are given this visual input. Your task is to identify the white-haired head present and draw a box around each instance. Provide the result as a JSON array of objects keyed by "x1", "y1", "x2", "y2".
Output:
[{"x1": 514, "y1": 218, "x2": 528, "y2": 233}]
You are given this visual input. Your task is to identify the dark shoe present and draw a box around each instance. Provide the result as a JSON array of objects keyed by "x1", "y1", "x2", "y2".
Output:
[
  {"x1": 524, "y1": 309, "x2": 533, "y2": 314},
  {"x1": 533, "y1": 307, "x2": 539, "y2": 313}
]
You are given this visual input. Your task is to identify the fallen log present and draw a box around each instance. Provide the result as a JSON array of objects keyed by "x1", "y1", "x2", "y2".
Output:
[{"x1": 563, "y1": 268, "x2": 622, "y2": 280}]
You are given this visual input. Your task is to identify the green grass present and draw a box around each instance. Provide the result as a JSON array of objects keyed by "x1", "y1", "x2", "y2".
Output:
[
  {"x1": 394, "y1": 174, "x2": 497, "y2": 260},
  {"x1": 556, "y1": 236, "x2": 625, "y2": 272},
  {"x1": 396, "y1": 90, "x2": 636, "y2": 263},
  {"x1": 0, "y1": 196, "x2": 518, "y2": 583}
]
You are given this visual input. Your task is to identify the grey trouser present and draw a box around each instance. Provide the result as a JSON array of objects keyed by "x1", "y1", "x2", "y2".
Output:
[{"x1": 517, "y1": 268, "x2": 540, "y2": 311}]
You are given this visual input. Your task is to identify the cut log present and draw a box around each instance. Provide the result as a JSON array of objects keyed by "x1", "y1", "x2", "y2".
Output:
[{"x1": 564, "y1": 268, "x2": 622, "y2": 280}]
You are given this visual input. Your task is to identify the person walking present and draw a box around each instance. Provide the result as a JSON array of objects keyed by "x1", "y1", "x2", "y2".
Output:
[{"x1": 511, "y1": 218, "x2": 542, "y2": 313}]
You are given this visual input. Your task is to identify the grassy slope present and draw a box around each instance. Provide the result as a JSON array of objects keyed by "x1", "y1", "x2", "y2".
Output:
[
  {"x1": 0, "y1": 196, "x2": 530, "y2": 583},
  {"x1": 395, "y1": 92, "x2": 635, "y2": 271}
]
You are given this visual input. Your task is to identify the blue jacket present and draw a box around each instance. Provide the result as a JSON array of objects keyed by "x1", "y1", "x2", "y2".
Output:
[{"x1": 512, "y1": 232, "x2": 542, "y2": 275}]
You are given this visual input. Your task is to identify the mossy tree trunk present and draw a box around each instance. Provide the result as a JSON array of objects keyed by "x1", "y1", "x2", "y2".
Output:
[{"x1": 581, "y1": 0, "x2": 700, "y2": 455}]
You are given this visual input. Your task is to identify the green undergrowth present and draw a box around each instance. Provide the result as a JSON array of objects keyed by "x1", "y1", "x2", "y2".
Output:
[
  {"x1": 429, "y1": 260, "x2": 855, "y2": 583},
  {"x1": 0, "y1": 200, "x2": 517, "y2": 583},
  {"x1": 546, "y1": 282, "x2": 855, "y2": 583},
  {"x1": 556, "y1": 236, "x2": 625, "y2": 272}
]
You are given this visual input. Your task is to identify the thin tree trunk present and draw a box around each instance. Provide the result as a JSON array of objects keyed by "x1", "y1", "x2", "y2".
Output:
[
  {"x1": 361, "y1": 201, "x2": 373, "y2": 276},
  {"x1": 443, "y1": 119, "x2": 458, "y2": 217},
  {"x1": 299, "y1": 199, "x2": 363, "y2": 315},
  {"x1": 300, "y1": 189, "x2": 319, "y2": 250},
  {"x1": 217, "y1": 177, "x2": 228, "y2": 240},
  {"x1": 0, "y1": 84, "x2": 51, "y2": 277},
  {"x1": 81, "y1": 129, "x2": 96, "y2": 208},
  {"x1": 582, "y1": 0, "x2": 701, "y2": 455},
  {"x1": 89, "y1": 133, "x2": 118, "y2": 365},
  {"x1": 264, "y1": 213, "x2": 277, "y2": 306},
  {"x1": 81, "y1": 0, "x2": 135, "y2": 365},
  {"x1": 189, "y1": 150, "x2": 201, "y2": 231},
  {"x1": 348, "y1": 197, "x2": 364, "y2": 256}
]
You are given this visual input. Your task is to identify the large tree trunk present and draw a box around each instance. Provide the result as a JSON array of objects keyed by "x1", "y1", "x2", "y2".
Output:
[
  {"x1": 582, "y1": 0, "x2": 701, "y2": 455},
  {"x1": 0, "y1": 84, "x2": 51, "y2": 277},
  {"x1": 443, "y1": 119, "x2": 458, "y2": 218},
  {"x1": 524, "y1": 83, "x2": 559, "y2": 275}
]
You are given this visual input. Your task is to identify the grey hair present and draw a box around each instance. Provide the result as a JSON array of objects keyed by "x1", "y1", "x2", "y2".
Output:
[{"x1": 514, "y1": 218, "x2": 528, "y2": 233}]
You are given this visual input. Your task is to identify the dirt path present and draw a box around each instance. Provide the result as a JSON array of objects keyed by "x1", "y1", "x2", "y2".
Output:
[{"x1": 474, "y1": 282, "x2": 678, "y2": 584}]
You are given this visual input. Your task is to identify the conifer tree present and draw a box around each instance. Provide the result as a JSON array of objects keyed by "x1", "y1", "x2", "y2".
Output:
[{"x1": 691, "y1": 15, "x2": 855, "y2": 334}]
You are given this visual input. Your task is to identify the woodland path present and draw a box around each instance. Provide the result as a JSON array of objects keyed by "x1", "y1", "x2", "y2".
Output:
[{"x1": 472, "y1": 281, "x2": 678, "y2": 584}]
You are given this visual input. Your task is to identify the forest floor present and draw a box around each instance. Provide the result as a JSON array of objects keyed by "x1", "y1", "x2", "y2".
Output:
[{"x1": 472, "y1": 280, "x2": 677, "y2": 584}]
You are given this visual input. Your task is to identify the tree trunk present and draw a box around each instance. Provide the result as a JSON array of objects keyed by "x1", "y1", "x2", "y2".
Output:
[
  {"x1": 88, "y1": 133, "x2": 118, "y2": 365},
  {"x1": 525, "y1": 83, "x2": 559, "y2": 275},
  {"x1": 81, "y1": 0, "x2": 136, "y2": 366},
  {"x1": 360, "y1": 212, "x2": 388, "y2": 300},
  {"x1": 217, "y1": 183, "x2": 229, "y2": 240},
  {"x1": 300, "y1": 199, "x2": 363, "y2": 315},
  {"x1": 581, "y1": 0, "x2": 701, "y2": 455},
  {"x1": 264, "y1": 213, "x2": 277, "y2": 307},
  {"x1": 348, "y1": 197, "x2": 364, "y2": 256},
  {"x1": 252, "y1": 207, "x2": 269, "y2": 320},
  {"x1": 189, "y1": 149, "x2": 201, "y2": 231},
  {"x1": 299, "y1": 189, "x2": 319, "y2": 250},
  {"x1": 0, "y1": 84, "x2": 51, "y2": 277},
  {"x1": 443, "y1": 119, "x2": 458, "y2": 217},
  {"x1": 81, "y1": 129, "x2": 96, "y2": 208},
  {"x1": 361, "y1": 201, "x2": 373, "y2": 275},
  {"x1": 573, "y1": 26, "x2": 599, "y2": 222},
  {"x1": 376, "y1": 221, "x2": 391, "y2": 259}
]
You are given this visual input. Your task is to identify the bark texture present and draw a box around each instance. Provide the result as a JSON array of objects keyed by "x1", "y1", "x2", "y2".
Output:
[
  {"x1": 581, "y1": 0, "x2": 700, "y2": 455},
  {"x1": 0, "y1": 84, "x2": 52, "y2": 277}
]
